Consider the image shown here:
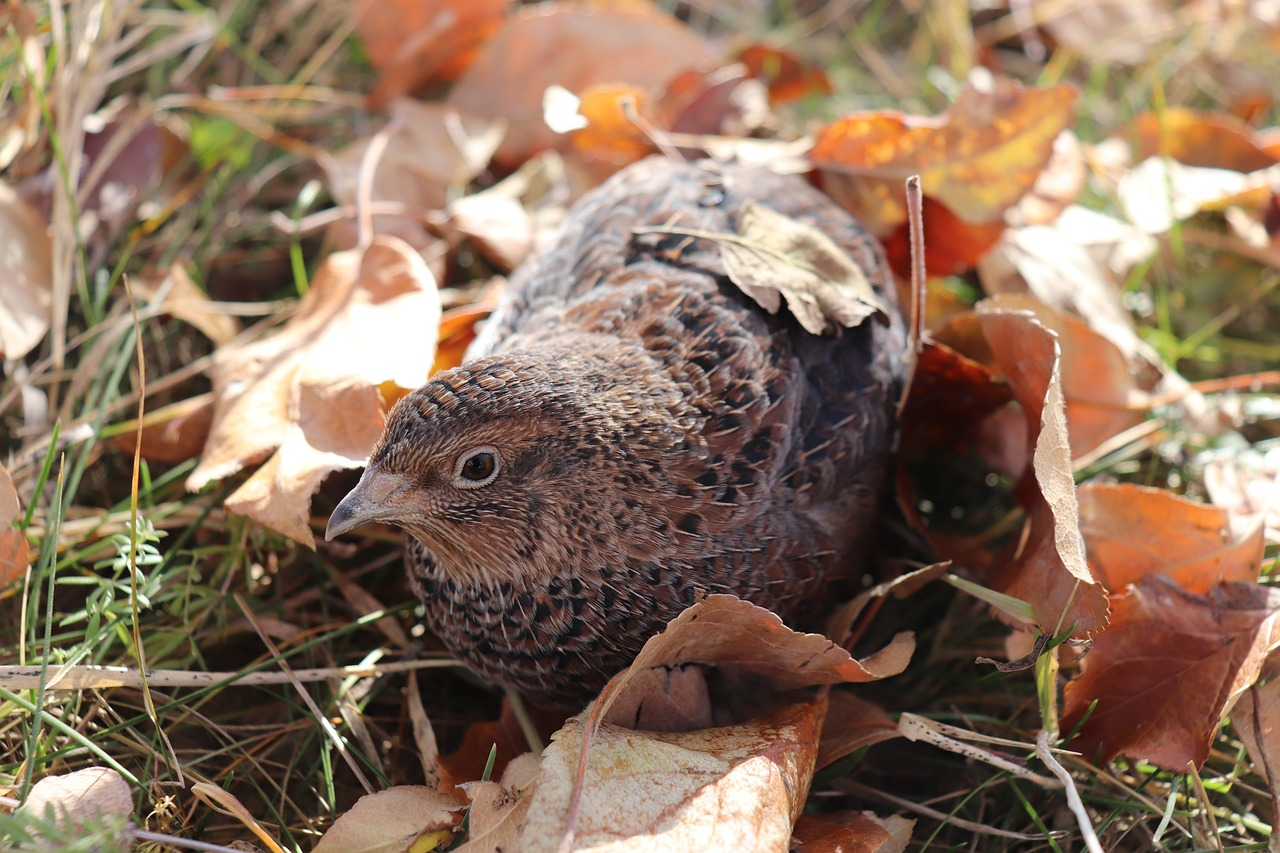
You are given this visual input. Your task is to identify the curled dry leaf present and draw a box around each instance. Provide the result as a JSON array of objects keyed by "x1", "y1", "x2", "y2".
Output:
[
  {"x1": 111, "y1": 393, "x2": 215, "y2": 466},
  {"x1": 311, "y1": 785, "x2": 464, "y2": 853},
  {"x1": 446, "y1": 3, "x2": 716, "y2": 170},
  {"x1": 719, "y1": 201, "x2": 890, "y2": 335},
  {"x1": 1, "y1": 463, "x2": 28, "y2": 590},
  {"x1": 1079, "y1": 482, "x2": 1266, "y2": 593},
  {"x1": 976, "y1": 305, "x2": 1108, "y2": 636},
  {"x1": 1062, "y1": 577, "x2": 1280, "y2": 769},
  {"x1": 0, "y1": 180, "x2": 53, "y2": 360},
  {"x1": 458, "y1": 701, "x2": 823, "y2": 853},
  {"x1": 1231, "y1": 676, "x2": 1280, "y2": 810},
  {"x1": 20, "y1": 767, "x2": 132, "y2": 838},
  {"x1": 132, "y1": 266, "x2": 239, "y2": 346},
  {"x1": 791, "y1": 811, "x2": 914, "y2": 853},
  {"x1": 811, "y1": 79, "x2": 1077, "y2": 234},
  {"x1": 355, "y1": 0, "x2": 513, "y2": 108},
  {"x1": 187, "y1": 237, "x2": 440, "y2": 545}
]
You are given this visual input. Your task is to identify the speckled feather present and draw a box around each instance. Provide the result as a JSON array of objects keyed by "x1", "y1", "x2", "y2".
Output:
[{"x1": 354, "y1": 157, "x2": 905, "y2": 706}]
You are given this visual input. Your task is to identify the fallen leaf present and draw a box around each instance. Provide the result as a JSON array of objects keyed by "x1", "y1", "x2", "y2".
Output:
[
  {"x1": 719, "y1": 201, "x2": 890, "y2": 335},
  {"x1": 1014, "y1": 129, "x2": 1087, "y2": 226},
  {"x1": 736, "y1": 43, "x2": 833, "y2": 105},
  {"x1": 187, "y1": 237, "x2": 441, "y2": 545},
  {"x1": 0, "y1": 4, "x2": 44, "y2": 173},
  {"x1": 1126, "y1": 108, "x2": 1278, "y2": 172},
  {"x1": 311, "y1": 785, "x2": 464, "y2": 853},
  {"x1": 815, "y1": 690, "x2": 900, "y2": 770},
  {"x1": 1118, "y1": 156, "x2": 1252, "y2": 235},
  {"x1": 446, "y1": 152, "x2": 567, "y2": 272},
  {"x1": 978, "y1": 206, "x2": 1156, "y2": 358},
  {"x1": 878, "y1": 195, "x2": 1006, "y2": 277},
  {"x1": 458, "y1": 701, "x2": 823, "y2": 853},
  {"x1": 0, "y1": 463, "x2": 28, "y2": 590},
  {"x1": 1079, "y1": 483, "x2": 1265, "y2": 593},
  {"x1": 597, "y1": 595, "x2": 915, "y2": 733},
  {"x1": 0, "y1": 180, "x2": 53, "y2": 360},
  {"x1": 324, "y1": 100, "x2": 504, "y2": 251},
  {"x1": 432, "y1": 298, "x2": 501, "y2": 376},
  {"x1": 791, "y1": 810, "x2": 914, "y2": 853},
  {"x1": 20, "y1": 767, "x2": 132, "y2": 839},
  {"x1": 1231, "y1": 676, "x2": 1280, "y2": 816},
  {"x1": 355, "y1": 0, "x2": 513, "y2": 108},
  {"x1": 447, "y1": 3, "x2": 717, "y2": 170},
  {"x1": 132, "y1": 266, "x2": 239, "y2": 346},
  {"x1": 1036, "y1": 0, "x2": 1182, "y2": 65},
  {"x1": 811, "y1": 80, "x2": 1077, "y2": 234},
  {"x1": 937, "y1": 294, "x2": 1145, "y2": 457},
  {"x1": 1204, "y1": 446, "x2": 1280, "y2": 544},
  {"x1": 976, "y1": 304, "x2": 1109, "y2": 636},
  {"x1": 557, "y1": 84, "x2": 658, "y2": 164},
  {"x1": 1062, "y1": 577, "x2": 1280, "y2": 769}
]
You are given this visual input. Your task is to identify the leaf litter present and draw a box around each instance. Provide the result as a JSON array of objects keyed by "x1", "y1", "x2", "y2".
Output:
[{"x1": 5, "y1": 2, "x2": 1280, "y2": 852}]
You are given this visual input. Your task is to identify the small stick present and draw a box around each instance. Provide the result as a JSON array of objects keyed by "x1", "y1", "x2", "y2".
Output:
[{"x1": 895, "y1": 175, "x2": 926, "y2": 421}]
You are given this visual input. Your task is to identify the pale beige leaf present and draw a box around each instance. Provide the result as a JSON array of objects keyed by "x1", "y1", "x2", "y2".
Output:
[
  {"x1": 312, "y1": 786, "x2": 463, "y2": 853},
  {"x1": 0, "y1": 181, "x2": 53, "y2": 360},
  {"x1": 133, "y1": 266, "x2": 238, "y2": 346},
  {"x1": 1118, "y1": 157, "x2": 1252, "y2": 235},
  {"x1": 459, "y1": 703, "x2": 821, "y2": 853},
  {"x1": 189, "y1": 237, "x2": 440, "y2": 546},
  {"x1": 721, "y1": 201, "x2": 889, "y2": 335},
  {"x1": 20, "y1": 767, "x2": 132, "y2": 835}
]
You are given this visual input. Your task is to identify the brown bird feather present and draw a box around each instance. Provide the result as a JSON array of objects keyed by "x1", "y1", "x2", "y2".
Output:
[{"x1": 327, "y1": 157, "x2": 906, "y2": 706}]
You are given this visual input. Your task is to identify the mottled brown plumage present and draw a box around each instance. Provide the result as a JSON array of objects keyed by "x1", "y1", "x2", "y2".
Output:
[{"x1": 327, "y1": 157, "x2": 905, "y2": 706}]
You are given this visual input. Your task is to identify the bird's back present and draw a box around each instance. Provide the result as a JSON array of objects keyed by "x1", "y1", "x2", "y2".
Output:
[{"x1": 466, "y1": 156, "x2": 906, "y2": 634}]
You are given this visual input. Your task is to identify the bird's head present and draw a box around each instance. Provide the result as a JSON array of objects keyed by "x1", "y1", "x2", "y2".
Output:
[{"x1": 325, "y1": 352, "x2": 679, "y2": 586}]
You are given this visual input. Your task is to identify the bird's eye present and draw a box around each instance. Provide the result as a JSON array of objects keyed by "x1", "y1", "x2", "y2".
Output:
[{"x1": 453, "y1": 446, "x2": 500, "y2": 488}]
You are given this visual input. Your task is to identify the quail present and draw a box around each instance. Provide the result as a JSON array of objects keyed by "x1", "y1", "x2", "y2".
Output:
[{"x1": 327, "y1": 156, "x2": 906, "y2": 706}]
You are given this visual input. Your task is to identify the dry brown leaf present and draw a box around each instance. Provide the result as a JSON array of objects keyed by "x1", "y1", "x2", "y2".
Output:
[
  {"x1": 1062, "y1": 577, "x2": 1280, "y2": 769},
  {"x1": 446, "y1": 152, "x2": 567, "y2": 272},
  {"x1": 0, "y1": 180, "x2": 53, "y2": 360},
  {"x1": 355, "y1": 0, "x2": 513, "y2": 108},
  {"x1": 1079, "y1": 483, "x2": 1265, "y2": 592},
  {"x1": 791, "y1": 810, "x2": 914, "y2": 853},
  {"x1": 187, "y1": 237, "x2": 440, "y2": 545},
  {"x1": 0, "y1": 4, "x2": 45, "y2": 173},
  {"x1": 20, "y1": 767, "x2": 132, "y2": 840},
  {"x1": 718, "y1": 202, "x2": 889, "y2": 335},
  {"x1": 598, "y1": 595, "x2": 914, "y2": 733},
  {"x1": 811, "y1": 79, "x2": 1077, "y2": 234},
  {"x1": 446, "y1": 4, "x2": 716, "y2": 170},
  {"x1": 1231, "y1": 675, "x2": 1280, "y2": 815},
  {"x1": 132, "y1": 266, "x2": 239, "y2": 346},
  {"x1": 311, "y1": 785, "x2": 464, "y2": 853},
  {"x1": 0, "y1": 462, "x2": 28, "y2": 590},
  {"x1": 1036, "y1": 0, "x2": 1180, "y2": 65},
  {"x1": 458, "y1": 701, "x2": 823, "y2": 853},
  {"x1": 815, "y1": 690, "x2": 900, "y2": 770},
  {"x1": 878, "y1": 195, "x2": 1006, "y2": 277},
  {"x1": 325, "y1": 100, "x2": 504, "y2": 251},
  {"x1": 975, "y1": 305, "x2": 1109, "y2": 636},
  {"x1": 1127, "y1": 108, "x2": 1278, "y2": 172}
]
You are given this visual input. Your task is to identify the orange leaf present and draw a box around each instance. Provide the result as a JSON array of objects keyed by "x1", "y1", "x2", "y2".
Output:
[
  {"x1": 737, "y1": 43, "x2": 832, "y2": 105},
  {"x1": 1062, "y1": 577, "x2": 1280, "y2": 769},
  {"x1": 791, "y1": 811, "x2": 914, "y2": 853},
  {"x1": 1126, "y1": 108, "x2": 1278, "y2": 173},
  {"x1": 812, "y1": 80, "x2": 1077, "y2": 233},
  {"x1": 356, "y1": 0, "x2": 512, "y2": 108},
  {"x1": 565, "y1": 83, "x2": 658, "y2": 164},
  {"x1": 1079, "y1": 483, "x2": 1265, "y2": 593},
  {"x1": 879, "y1": 196, "x2": 1005, "y2": 276}
]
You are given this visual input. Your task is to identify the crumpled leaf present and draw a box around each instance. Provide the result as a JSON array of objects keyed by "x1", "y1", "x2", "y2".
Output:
[
  {"x1": 458, "y1": 701, "x2": 823, "y2": 853},
  {"x1": 720, "y1": 201, "x2": 890, "y2": 335},
  {"x1": 811, "y1": 79, "x2": 1078, "y2": 233},
  {"x1": 447, "y1": 3, "x2": 716, "y2": 170},
  {"x1": 976, "y1": 305, "x2": 1109, "y2": 636},
  {"x1": 0, "y1": 180, "x2": 53, "y2": 360},
  {"x1": 311, "y1": 785, "x2": 464, "y2": 853},
  {"x1": 187, "y1": 237, "x2": 440, "y2": 546},
  {"x1": 1079, "y1": 482, "x2": 1266, "y2": 593},
  {"x1": 0, "y1": 463, "x2": 28, "y2": 590},
  {"x1": 20, "y1": 767, "x2": 132, "y2": 840},
  {"x1": 1062, "y1": 577, "x2": 1280, "y2": 769}
]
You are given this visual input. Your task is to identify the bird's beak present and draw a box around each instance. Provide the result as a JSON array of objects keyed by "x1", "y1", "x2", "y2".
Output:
[{"x1": 325, "y1": 465, "x2": 411, "y2": 541}]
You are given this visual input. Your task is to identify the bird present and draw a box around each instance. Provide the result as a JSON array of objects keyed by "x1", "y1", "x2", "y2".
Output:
[{"x1": 326, "y1": 156, "x2": 906, "y2": 707}]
